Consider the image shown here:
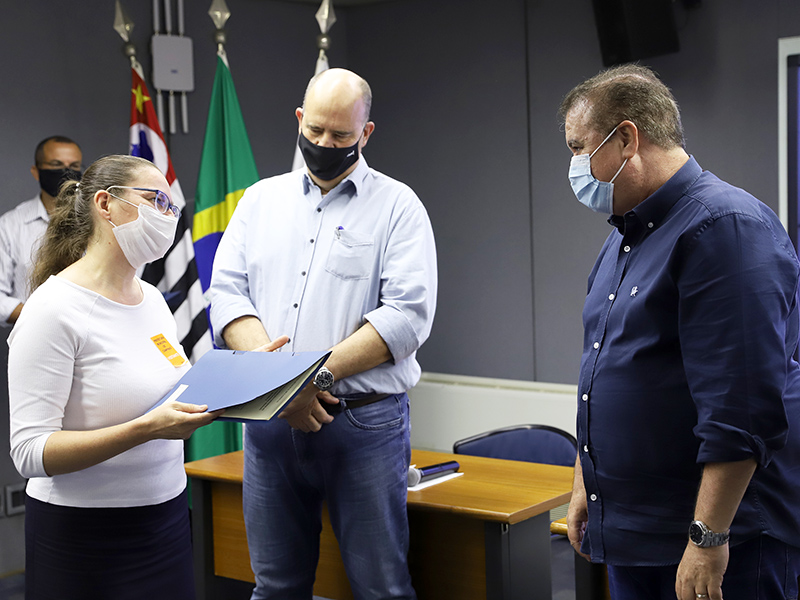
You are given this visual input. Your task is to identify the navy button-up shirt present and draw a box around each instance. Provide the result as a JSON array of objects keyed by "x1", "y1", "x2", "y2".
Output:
[{"x1": 578, "y1": 156, "x2": 800, "y2": 566}]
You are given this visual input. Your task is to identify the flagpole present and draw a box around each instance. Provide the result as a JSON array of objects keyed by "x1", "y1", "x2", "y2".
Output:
[
  {"x1": 113, "y1": 1, "x2": 135, "y2": 67},
  {"x1": 291, "y1": 0, "x2": 336, "y2": 171},
  {"x1": 209, "y1": 0, "x2": 231, "y2": 63},
  {"x1": 314, "y1": 0, "x2": 336, "y2": 79},
  {"x1": 315, "y1": 0, "x2": 337, "y2": 54}
]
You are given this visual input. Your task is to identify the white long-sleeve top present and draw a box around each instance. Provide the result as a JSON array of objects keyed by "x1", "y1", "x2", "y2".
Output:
[{"x1": 8, "y1": 276, "x2": 190, "y2": 507}]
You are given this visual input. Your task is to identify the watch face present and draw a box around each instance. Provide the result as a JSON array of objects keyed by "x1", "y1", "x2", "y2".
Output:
[
  {"x1": 689, "y1": 522, "x2": 705, "y2": 545},
  {"x1": 315, "y1": 368, "x2": 334, "y2": 390}
]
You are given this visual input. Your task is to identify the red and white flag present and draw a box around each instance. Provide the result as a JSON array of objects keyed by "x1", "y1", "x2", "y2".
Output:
[{"x1": 129, "y1": 64, "x2": 212, "y2": 363}]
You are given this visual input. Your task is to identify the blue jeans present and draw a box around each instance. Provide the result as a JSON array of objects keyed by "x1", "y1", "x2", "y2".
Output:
[
  {"x1": 243, "y1": 393, "x2": 417, "y2": 600},
  {"x1": 607, "y1": 535, "x2": 800, "y2": 600}
]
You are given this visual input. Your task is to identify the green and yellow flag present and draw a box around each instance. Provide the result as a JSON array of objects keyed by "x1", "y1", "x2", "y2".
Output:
[
  {"x1": 187, "y1": 49, "x2": 258, "y2": 463},
  {"x1": 193, "y1": 50, "x2": 258, "y2": 292}
]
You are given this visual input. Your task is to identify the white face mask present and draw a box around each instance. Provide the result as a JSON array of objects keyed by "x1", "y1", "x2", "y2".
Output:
[
  {"x1": 110, "y1": 203, "x2": 178, "y2": 269},
  {"x1": 568, "y1": 125, "x2": 628, "y2": 215}
]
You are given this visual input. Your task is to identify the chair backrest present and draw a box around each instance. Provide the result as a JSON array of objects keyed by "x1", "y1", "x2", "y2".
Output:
[{"x1": 452, "y1": 424, "x2": 578, "y2": 467}]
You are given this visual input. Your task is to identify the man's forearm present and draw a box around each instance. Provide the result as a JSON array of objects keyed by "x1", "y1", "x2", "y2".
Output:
[
  {"x1": 221, "y1": 315, "x2": 271, "y2": 351},
  {"x1": 325, "y1": 322, "x2": 392, "y2": 382},
  {"x1": 674, "y1": 458, "x2": 758, "y2": 599},
  {"x1": 693, "y1": 458, "x2": 757, "y2": 532},
  {"x1": 223, "y1": 317, "x2": 391, "y2": 384}
]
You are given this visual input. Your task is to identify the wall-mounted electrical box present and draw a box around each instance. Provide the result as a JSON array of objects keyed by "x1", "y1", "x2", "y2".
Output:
[{"x1": 151, "y1": 34, "x2": 194, "y2": 92}]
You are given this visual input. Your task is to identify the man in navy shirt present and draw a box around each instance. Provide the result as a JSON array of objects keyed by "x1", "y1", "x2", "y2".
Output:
[{"x1": 560, "y1": 64, "x2": 800, "y2": 600}]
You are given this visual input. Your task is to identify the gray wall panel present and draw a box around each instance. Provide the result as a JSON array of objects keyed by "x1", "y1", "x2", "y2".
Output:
[
  {"x1": 345, "y1": 0, "x2": 536, "y2": 380},
  {"x1": 526, "y1": 0, "x2": 613, "y2": 384}
]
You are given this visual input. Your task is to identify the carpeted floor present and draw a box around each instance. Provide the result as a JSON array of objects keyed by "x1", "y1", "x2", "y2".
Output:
[{"x1": 0, "y1": 571, "x2": 24, "y2": 600}]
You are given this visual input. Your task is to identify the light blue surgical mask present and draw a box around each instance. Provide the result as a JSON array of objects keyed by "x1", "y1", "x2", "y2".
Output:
[{"x1": 568, "y1": 125, "x2": 628, "y2": 215}]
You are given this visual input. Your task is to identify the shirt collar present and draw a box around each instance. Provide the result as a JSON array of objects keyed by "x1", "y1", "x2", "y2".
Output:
[
  {"x1": 301, "y1": 155, "x2": 370, "y2": 198},
  {"x1": 608, "y1": 155, "x2": 702, "y2": 233},
  {"x1": 22, "y1": 195, "x2": 50, "y2": 225}
]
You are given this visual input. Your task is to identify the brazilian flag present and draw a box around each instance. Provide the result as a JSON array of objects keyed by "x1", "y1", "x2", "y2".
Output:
[{"x1": 187, "y1": 51, "x2": 258, "y2": 463}]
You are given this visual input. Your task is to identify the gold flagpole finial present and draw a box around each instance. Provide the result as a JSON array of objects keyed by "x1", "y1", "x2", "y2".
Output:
[
  {"x1": 113, "y1": 0, "x2": 134, "y2": 43},
  {"x1": 209, "y1": 0, "x2": 231, "y2": 31},
  {"x1": 209, "y1": 0, "x2": 231, "y2": 55},
  {"x1": 315, "y1": 0, "x2": 337, "y2": 34},
  {"x1": 113, "y1": 1, "x2": 137, "y2": 68}
]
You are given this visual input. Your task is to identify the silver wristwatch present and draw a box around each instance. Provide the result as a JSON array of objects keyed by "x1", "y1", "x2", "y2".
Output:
[
  {"x1": 313, "y1": 366, "x2": 334, "y2": 392},
  {"x1": 688, "y1": 520, "x2": 730, "y2": 547}
]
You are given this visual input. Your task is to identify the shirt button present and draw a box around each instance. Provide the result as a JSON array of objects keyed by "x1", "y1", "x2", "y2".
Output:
[
  {"x1": 310, "y1": 239, "x2": 314, "y2": 243},
  {"x1": 317, "y1": 207, "x2": 322, "y2": 212},
  {"x1": 301, "y1": 271, "x2": 307, "y2": 276},
  {"x1": 293, "y1": 303, "x2": 298, "y2": 308},
  {"x1": 590, "y1": 494, "x2": 598, "y2": 501},
  {"x1": 647, "y1": 222, "x2": 654, "y2": 228},
  {"x1": 582, "y1": 393, "x2": 589, "y2": 401},
  {"x1": 583, "y1": 445, "x2": 589, "y2": 452},
  {"x1": 593, "y1": 341, "x2": 600, "y2": 349},
  {"x1": 623, "y1": 245, "x2": 631, "y2": 252},
  {"x1": 608, "y1": 293, "x2": 615, "y2": 301}
]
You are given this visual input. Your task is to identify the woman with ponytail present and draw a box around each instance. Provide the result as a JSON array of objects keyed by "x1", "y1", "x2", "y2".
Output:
[{"x1": 8, "y1": 155, "x2": 227, "y2": 599}]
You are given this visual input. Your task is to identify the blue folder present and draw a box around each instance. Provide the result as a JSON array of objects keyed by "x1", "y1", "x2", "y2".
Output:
[{"x1": 155, "y1": 349, "x2": 331, "y2": 422}]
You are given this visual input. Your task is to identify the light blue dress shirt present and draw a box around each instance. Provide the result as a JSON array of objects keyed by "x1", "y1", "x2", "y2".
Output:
[{"x1": 209, "y1": 158, "x2": 437, "y2": 396}]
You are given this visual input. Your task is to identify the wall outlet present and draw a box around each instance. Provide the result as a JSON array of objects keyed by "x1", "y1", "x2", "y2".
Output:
[{"x1": 5, "y1": 483, "x2": 25, "y2": 516}]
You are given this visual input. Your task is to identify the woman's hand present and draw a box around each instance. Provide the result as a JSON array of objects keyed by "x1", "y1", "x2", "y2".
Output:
[{"x1": 141, "y1": 401, "x2": 223, "y2": 440}]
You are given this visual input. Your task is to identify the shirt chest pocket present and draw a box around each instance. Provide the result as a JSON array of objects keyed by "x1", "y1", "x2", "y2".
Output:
[{"x1": 325, "y1": 229, "x2": 375, "y2": 280}]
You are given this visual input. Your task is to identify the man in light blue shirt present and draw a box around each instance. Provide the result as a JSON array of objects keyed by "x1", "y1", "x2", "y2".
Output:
[{"x1": 209, "y1": 68, "x2": 437, "y2": 600}]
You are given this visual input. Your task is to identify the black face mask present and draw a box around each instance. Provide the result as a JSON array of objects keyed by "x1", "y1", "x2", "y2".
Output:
[
  {"x1": 38, "y1": 168, "x2": 81, "y2": 198},
  {"x1": 297, "y1": 131, "x2": 361, "y2": 181}
]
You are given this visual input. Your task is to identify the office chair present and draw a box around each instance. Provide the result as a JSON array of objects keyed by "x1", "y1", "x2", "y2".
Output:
[
  {"x1": 452, "y1": 424, "x2": 578, "y2": 467},
  {"x1": 453, "y1": 424, "x2": 608, "y2": 600}
]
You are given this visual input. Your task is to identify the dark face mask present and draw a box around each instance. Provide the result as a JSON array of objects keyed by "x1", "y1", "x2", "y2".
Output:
[
  {"x1": 298, "y1": 131, "x2": 361, "y2": 181},
  {"x1": 38, "y1": 167, "x2": 81, "y2": 198}
]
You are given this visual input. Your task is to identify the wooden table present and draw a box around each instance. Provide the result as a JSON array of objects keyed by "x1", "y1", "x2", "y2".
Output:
[{"x1": 186, "y1": 449, "x2": 573, "y2": 600}]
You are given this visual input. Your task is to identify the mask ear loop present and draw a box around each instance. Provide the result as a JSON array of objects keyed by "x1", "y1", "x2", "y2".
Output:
[
  {"x1": 589, "y1": 126, "x2": 620, "y2": 159},
  {"x1": 610, "y1": 158, "x2": 628, "y2": 183},
  {"x1": 589, "y1": 124, "x2": 628, "y2": 183}
]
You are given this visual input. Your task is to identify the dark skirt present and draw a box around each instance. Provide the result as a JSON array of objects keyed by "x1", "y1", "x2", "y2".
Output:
[{"x1": 25, "y1": 488, "x2": 195, "y2": 600}]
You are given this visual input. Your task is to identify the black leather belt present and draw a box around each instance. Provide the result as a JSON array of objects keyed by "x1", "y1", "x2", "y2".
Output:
[
  {"x1": 324, "y1": 393, "x2": 392, "y2": 413},
  {"x1": 343, "y1": 393, "x2": 391, "y2": 409}
]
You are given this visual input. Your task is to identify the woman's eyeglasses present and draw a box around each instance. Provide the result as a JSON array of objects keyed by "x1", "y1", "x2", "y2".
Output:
[{"x1": 105, "y1": 186, "x2": 181, "y2": 218}]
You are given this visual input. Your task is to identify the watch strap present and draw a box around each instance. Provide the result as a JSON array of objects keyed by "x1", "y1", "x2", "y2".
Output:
[{"x1": 689, "y1": 520, "x2": 730, "y2": 547}]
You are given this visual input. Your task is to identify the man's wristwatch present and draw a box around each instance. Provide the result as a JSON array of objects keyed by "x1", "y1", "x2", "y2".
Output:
[
  {"x1": 688, "y1": 520, "x2": 730, "y2": 547},
  {"x1": 313, "y1": 366, "x2": 334, "y2": 392}
]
